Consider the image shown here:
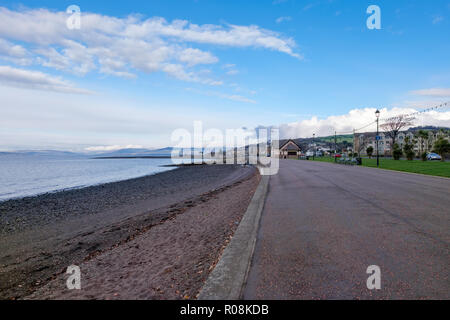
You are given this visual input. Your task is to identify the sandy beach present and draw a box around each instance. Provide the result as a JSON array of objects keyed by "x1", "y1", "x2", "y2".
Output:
[{"x1": 0, "y1": 164, "x2": 259, "y2": 300}]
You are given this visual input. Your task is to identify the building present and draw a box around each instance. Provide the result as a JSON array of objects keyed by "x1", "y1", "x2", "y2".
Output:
[
  {"x1": 279, "y1": 139, "x2": 302, "y2": 159},
  {"x1": 354, "y1": 132, "x2": 394, "y2": 156},
  {"x1": 354, "y1": 129, "x2": 449, "y2": 157}
]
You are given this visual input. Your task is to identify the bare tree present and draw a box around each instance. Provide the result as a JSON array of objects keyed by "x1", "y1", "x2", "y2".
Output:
[
  {"x1": 355, "y1": 134, "x2": 370, "y2": 156},
  {"x1": 380, "y1": 115, "x2": 415, "y2": 154}
]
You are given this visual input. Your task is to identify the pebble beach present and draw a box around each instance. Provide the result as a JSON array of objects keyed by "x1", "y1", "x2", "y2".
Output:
[{"x1": 0, "y1": 164, "x2": 259, "y2": 300}]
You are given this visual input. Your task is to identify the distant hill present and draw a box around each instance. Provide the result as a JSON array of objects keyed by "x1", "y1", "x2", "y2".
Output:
[
  {"x1": 0, "y1": 150, "x2": 86, "y2": 158},
  {"x1": 317, "y1": 134, "x2": 354, "y2": 144},
  {"x1": 0, "y1": 147, "x2": 208, "y2": 159},
  {"x1": 94, "y1": 147, "x2": 176, "y2": 158},
  {"x1": 92, "y1": 147, "x2": 213, "y2": 158},
  {"x1": 276, "y1": 134, "x2": 354, "y2": 151},
  {"x1": 406, "y1": 126, "x2": 450, "y2": 133}
]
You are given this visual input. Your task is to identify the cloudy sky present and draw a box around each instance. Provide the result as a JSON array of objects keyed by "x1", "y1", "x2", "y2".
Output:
[{"x1": 0, "y1": 0, "x2": 449, "y2": 151}]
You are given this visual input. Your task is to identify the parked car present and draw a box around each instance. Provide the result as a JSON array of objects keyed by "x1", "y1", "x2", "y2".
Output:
[
  {"x1": 427, "y1": 153, "x2": 442, "y2": 161},
  {"x1": 333, "y1": 154, "x2": 342, "y2": 158},
  {"x1": 305, "y1": 151, "x2": 315, "y2": 157}
]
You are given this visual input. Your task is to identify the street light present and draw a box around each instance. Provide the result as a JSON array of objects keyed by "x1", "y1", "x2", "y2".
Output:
[
  {"x1": 375, "y1": 109, "x2": 380, "y2": 167},
  {"x1": 334, "y1": 131, "x2": 337, "y2": 163},
  {"x1": 313, "y1": 133, "x2": 315, "y2": 160}
]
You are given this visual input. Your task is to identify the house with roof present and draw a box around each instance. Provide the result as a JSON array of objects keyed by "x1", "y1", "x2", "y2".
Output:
[
  {"x1": 279, "y1": 139, "x2": 302, "y2": 159},
  {"x1": 354, "y1": 128, "x2": 450, "y2": 157}
]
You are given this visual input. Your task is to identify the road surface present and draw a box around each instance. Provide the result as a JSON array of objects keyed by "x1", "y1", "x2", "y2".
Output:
[{"x1": 244, "y1": 159, "x2": 449, "y2": 299}]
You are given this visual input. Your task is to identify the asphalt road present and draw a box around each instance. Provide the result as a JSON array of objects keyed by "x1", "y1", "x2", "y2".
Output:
[{"x1": 244, "y1": 160, "x2": 450, "y2": 299}]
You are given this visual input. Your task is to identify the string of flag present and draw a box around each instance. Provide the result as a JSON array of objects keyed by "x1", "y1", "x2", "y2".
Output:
[
  {"x1": 336, "y1": 121, "x2": 377, "y2": 135},
  {"x1": 318, "y1": 101, "x2": 448, "y2": 137},
  {"x1": 381, "y1": 101, "x2": 449, "y2": 122}
]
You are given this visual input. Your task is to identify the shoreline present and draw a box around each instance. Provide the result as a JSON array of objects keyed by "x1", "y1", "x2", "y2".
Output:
[
  {"x1": 0, "y1": 164, "x2": 178, "y2": 204},
  {"x1": 0, "y1": 163, "x2": 224, "y2": 203},
  {"x1": 92, "y1": 156, "x2": 172, "y2": 159},
  {"x1": 0, "y1": 164, "x2": 258, "y2": 300}
]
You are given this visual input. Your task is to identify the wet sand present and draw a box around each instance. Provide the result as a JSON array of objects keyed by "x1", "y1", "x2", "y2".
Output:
[{"x1": 0, "y1": 164, "x2": 258, "y2": 300}]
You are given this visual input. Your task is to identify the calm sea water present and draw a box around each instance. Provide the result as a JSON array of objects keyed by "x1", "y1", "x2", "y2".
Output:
[{"x1": 0, "y1": 155, "x2": 175, "y2": 201}]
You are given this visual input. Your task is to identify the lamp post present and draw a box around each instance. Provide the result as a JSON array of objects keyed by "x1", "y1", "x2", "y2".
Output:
[
  {"x1": 313, "y1": 133, "x2": 315, "y2": 160},
  {"x1": 334, "y1": 131, "x2": 337, "y2": 163},
  {"x1": 375, "y1": 109, "x2": 380, "y2": 167}
]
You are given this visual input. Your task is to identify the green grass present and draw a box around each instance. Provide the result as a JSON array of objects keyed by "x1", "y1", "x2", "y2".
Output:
[{"x1": 309, "y1": 157, "x2": 450, "y2": 178}]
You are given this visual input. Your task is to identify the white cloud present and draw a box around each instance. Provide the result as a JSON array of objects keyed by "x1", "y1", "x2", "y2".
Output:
[
  {"x1": 177, "y1": 48, "x2": 218, "y2": 66},
  {"x1": 0, "y1": 39, "x2": 32, "y2": 65},
  {"x1": 0, "y1": 65, "x2": 93, "y2": 94},
  {"x1": 276, "y1": 16, "x2": 292, "y2": 24},
  {"x1": 85, "y1": 145, "x2": 144, "y2": 152},
  {"x1": 227, "y1": 94, "x2": 256, "y2": 104},
  {"x1": 122, "y1": 18, "x2": 301, "y2": 58},
  {"x1": 226, "y1": 69, "x2": 239, "y2": 75},
  {"x1": 273, "y1": 0, "x2": 288, "y2": 4},
  {"x1": 0, "y1": 85, "x2": 242, "y2": 150},
  {"x1": 432, "y1": 15, "x2": 444, "y2": 24},
  {"x1": 303, "y1": 2, "x2": 319, "y2": 11},
  {"x1": 162, "y1": 63, "x2": 223, "y2": 85},
  {"x1": 0, "y1": 39, "x2": 28, "y2": 58},
  {"x1": 279, "y1": 107, "x2": 450, "y2": 139},
  {"x1": 410, "y1": 88, "x2": 450, "y2": 97},
  {"x1": 0, "y1": 7, "x2": 301, "y2": 86},
  {"x1": 223, "y1": 63, "x2": 239, "y2": 75},
  {"x1": 186, "y1": 87, "x2": 256, "y2": 104}
]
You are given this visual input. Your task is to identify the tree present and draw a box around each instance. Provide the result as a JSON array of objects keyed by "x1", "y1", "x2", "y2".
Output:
[
  {"x1": 403, "y1": 137, "x2": 415, "y2": 160},
  {"x1": 356, "y1": 134, "x2": 370, "y2": 157},
  {"x1": 433, "y1": 137, "x2": 450, "y2": 162},
  {"x1": 366, "y1": 146, "x2": 374, "y2": 158},
  {"x1": 415, "y1": 129, "x2": 429, "y2": 155},
  {"x1": 393, "y1": 143, "x2": 403, "y2": 160},
  {"x1": 342, "y1": 141, "x2": 350, "y2": 150},
  {"x1": 380, "y1": 115, "x2": 415, "y2": 155}
]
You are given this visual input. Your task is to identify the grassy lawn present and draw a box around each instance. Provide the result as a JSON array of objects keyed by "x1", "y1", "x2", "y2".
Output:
[{"x1": 309, "y1": 157, "x2": 450, "y2": 178}]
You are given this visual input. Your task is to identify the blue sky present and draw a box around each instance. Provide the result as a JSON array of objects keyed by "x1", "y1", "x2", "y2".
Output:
[{"x1": 0, "y1": 0, "x2": 449, "y2": 150}]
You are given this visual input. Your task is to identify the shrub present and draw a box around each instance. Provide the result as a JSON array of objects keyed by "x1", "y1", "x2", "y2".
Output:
[
  {"x1": 366, "y1": 146, "x2": 374, "y2": 159},
  {"x1": 433, "y1": 137, "x2": 450, "y2": 162},
  {"x1": 393, "y1": 143, "x2": 402, "y2": 160},
  {"x1": 405, "y1": 150, "x2": 415, "y2": 160},
  {"x1": 421, "y1": 152, "x2": 427, "y2": 161},
  {"x1": 403, "y1": 137, "x2": 415, "y2": 161}
]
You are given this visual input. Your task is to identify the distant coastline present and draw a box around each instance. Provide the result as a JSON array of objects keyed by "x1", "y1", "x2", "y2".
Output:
[
  {"x1": 93, "y1": 155, "x2": 172, "y2": 159},
  {"x1": 0, "y1": 156, "x2": 174, "y2": 201}
]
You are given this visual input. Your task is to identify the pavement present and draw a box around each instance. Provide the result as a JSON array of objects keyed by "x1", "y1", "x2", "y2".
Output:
[
  {"x1": 243, "y1": 159, "x2": 450, "y2": 299},
  {"x1": 199, "y1": 175, "x2": 269, "y2": 300}
]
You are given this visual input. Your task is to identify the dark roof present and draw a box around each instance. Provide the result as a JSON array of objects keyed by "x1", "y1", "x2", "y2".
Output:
[
  {"x1": 280, "y1": 139, "x2": 301, "y2": 151},
  {"x1": 285, "y1": 144, "x2": 300, "y2": 150}
]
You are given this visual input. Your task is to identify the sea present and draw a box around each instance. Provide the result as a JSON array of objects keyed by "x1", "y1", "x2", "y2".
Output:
[{"x1": 0, "y1": 154, "x2": 177, "y2": 201}]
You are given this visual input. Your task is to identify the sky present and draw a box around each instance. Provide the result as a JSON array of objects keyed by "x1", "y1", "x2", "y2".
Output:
[{"x1": 0, "y1": 0, "x2": 449, "y2": 151}]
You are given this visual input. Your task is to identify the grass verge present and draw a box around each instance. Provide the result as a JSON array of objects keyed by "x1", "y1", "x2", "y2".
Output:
[{"x1": 309, "y1": 157, "x2": 450, "y2": 178}]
